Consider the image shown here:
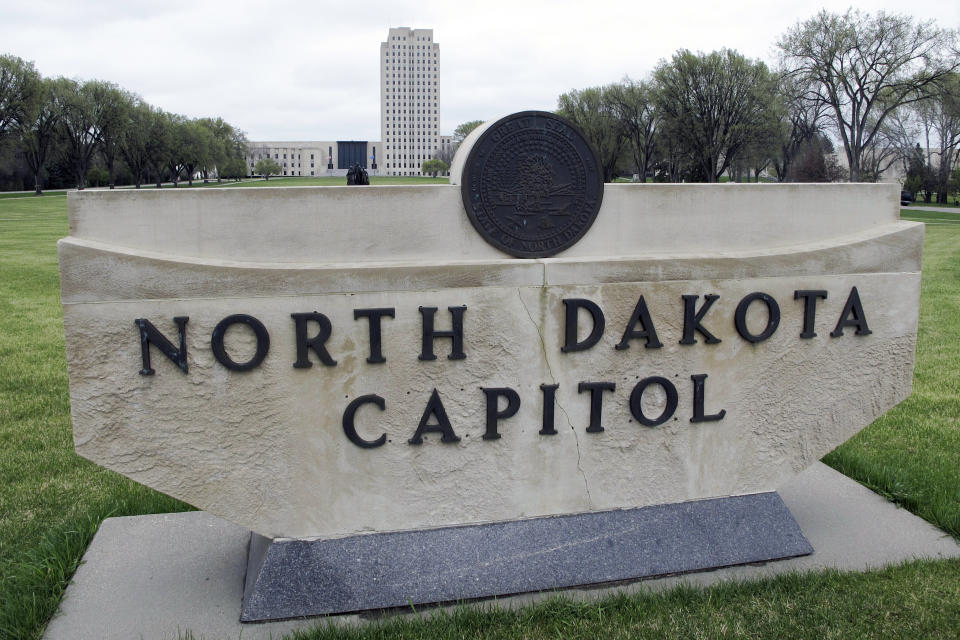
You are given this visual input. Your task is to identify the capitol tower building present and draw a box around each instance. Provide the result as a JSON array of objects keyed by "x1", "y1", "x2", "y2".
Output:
[{"x1": 380, "y1": 27, "x2": 442, "y2": 176}]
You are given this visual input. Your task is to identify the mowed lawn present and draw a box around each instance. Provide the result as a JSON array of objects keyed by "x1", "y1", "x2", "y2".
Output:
[
  {"x1": 199, "y1": 176, "x2": 449, "y2": 188},
  {"x1": 0, "y1": 193, "x2": 957, "y2": 639}
]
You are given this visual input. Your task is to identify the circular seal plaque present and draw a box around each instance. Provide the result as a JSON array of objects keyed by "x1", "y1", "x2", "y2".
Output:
[{"x1": 461, "y1": 111, "x2": 604, "y2": 258}]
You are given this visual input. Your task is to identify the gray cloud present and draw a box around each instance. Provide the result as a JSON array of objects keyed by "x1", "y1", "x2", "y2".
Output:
[{"x1": 0, "y1": 0, "x2": 955, "y2": 141}]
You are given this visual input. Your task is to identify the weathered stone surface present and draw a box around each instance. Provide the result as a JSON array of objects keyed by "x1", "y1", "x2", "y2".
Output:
[{"x1": 59, "y1": 184, "x2": 922, "y2": 540}]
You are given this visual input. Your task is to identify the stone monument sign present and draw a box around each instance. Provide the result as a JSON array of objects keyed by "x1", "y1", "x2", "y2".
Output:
[{"x1": 59, "y1": 111, "x2": 922, "y2": 620}]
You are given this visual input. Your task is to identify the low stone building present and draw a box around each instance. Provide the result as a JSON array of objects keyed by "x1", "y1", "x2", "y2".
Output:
[{"x1": 245, "y1": 141, "x2": 382, "y2": 177}]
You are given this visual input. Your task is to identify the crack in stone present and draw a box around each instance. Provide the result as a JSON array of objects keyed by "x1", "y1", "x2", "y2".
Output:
[
  {"x1": 516, "y1": 288, "x2": 556, "y2": 385},
  {"x1": 515, "y1": 288, "x2": 593, "y2": 509}
]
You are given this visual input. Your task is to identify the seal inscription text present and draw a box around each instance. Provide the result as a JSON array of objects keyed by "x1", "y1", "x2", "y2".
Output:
[{"x1": 461, "y1": 111, "x2": 604, "y2": 258}]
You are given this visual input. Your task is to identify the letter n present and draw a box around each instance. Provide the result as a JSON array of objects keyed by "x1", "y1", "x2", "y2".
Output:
[{"x1": 135, "y1": 317, "x2": 189, "y2": 375}]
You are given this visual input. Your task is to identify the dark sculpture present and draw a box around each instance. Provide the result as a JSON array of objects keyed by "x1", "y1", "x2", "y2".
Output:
[{"x1": 346, "y1": 165, "x2": 369, "y2": 186}]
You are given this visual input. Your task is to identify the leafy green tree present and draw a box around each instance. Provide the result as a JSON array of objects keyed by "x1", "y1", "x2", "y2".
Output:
[
  {"x1": 0, "y1": 54, "x2": 41, "y2": 137},
  {"x1": 147, "y1": 110, "x2": 174, "y2": 188},
  {"x1": 604, "y1": 78, "x2": 659, "y2": 182},
  {"x1": 18, "y1": 77, "x2": 62, "y2": 194},
  {"x1": 778, "y1": 9, "x2": 960, "y2": 182},
  {"x1": 650, "y1": 115, "x2": 689, "y2": 182},
  {"x1": 57, "y1": 79, "x2": 103, "y2": 189},
  {"x1": 220, "y1": 124, "x2": 248, "y2": 182},
  {"x1": 219, "y1": 154, "x2": 247, "y2": 181},
  {"x1": 453, "y1": 120, "x2": 484, "y2": 145},
  {"x1": 86, "y1": 165, "x2": 109, "y2": 187},
  {"x1": 948, "y1": 165, "x2": 960, "y2": 203},
  {"x1": 254, "y1": 158, "x2": 281, "y2": 180},
  {"x1": 121, "y1": 100, "x2": 155, "y2": 188},
  {"x1": 558, "y1": 86, "x2": 625, "y2": 182},
  {"x1": 653, "y1": 49, "x2": 775, "y2": 182},
  {"x1": 164, "y1": 114, "x2": 191, "y2": 186},
  {"x1": 91, "y1": 81, "x2": 132, "y2": 189},
  {"x1": 198, "y1": 117, "x2": 247, "y2": 182},
  {"x1": 903, "y1": 143, "x2": 935, "y2": 201},
  {"x1": 740, "y1": 93, "x2": 786, "y2": 182},
  {"x1": 421, "y1": 158, "x2": 448, "y2": 177},
  {"x1": 176, "y1": 120, "x2": 213, "y2": 186}
]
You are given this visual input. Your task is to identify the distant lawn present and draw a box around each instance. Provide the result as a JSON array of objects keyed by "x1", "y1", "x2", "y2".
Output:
[
  {"x1": 0, "y1": 195, "x2": 957, "y2": 639},
  {"x1": 116, "y1": 176, "x2": 449, "y2": 188},
  {"x1": 211, "y1": 176, "x2": 449, "y2": 187},
  {"x1": 0, "y1": 190, "x2": 68, "y2": 200},
  {"x1": 899, "y1": 208, "x2": 960, "y2": 227},
  {"x1": 903, "y1": 197, "x2": 959, "y2": 208}
]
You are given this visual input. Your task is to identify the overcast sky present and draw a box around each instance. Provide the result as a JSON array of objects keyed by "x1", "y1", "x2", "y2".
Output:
[{"x1": 1, "y1": 0, "x2": 956, "y2": 142}]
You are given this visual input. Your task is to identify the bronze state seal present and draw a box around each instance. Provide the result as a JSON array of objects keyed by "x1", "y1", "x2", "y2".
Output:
[{"x1": 460, "y1": 111, "x2": 604, "y2": 258}]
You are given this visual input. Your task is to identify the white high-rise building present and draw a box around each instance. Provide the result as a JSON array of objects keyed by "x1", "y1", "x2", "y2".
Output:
[{"x1": 380, "y1": 27, "x2": 440, "y2": 176}]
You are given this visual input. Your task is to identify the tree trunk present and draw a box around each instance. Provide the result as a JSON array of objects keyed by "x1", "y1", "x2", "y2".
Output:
[
  {"x1": 74, "y1": 161, "x2": 84, "y2": 190},
  {"x1": 848, "y1": 157, "x2": 860, "y2": 182},
  {"x1": 34, "y1": 172, "x2": 42, "y2": 195}
]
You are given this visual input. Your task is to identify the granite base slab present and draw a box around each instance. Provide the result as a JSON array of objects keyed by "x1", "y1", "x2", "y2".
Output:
[{"x1": 241, "y1": 491, "x2": 812, "y2": 621}]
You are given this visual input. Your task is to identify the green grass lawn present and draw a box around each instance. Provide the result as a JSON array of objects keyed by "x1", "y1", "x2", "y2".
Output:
[
  {"x1": 0, "y1": 190, "x2": 69, "y2": 200},
  {"x1": 210, "y1": 176, "x2": 449, "y2": 187},
  {"x1": 0, "y1": 194, "x2": 957, "y2": 639},
  {"x1": 904, "y1": 197, "x2": 960, "y2": 208},
  {"x1": 116, "y1": 176, "x2": 449, "y2": 188}
]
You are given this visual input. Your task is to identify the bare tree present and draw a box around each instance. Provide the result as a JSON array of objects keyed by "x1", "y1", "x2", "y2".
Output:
[
  {"x1": 778, "y1": 9, "x2": 960, "y2": 182},
  {"x1": 914, "y1": 74, "x2": 960, "y2": 202},
  {"x1": 432, "y1": 144, "x2": 454, "y2": 166},
  {"x1": 881, "y1": 106, "x2": 922, "y2": 179},
  {"x1": 770, "y1": 73, "x2": 826, "y2": 181},
  {"x1": 860, "y1": 129, "x2": 903, "y2": 182}
]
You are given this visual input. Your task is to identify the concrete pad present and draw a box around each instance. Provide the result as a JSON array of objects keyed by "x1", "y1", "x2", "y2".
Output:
[{"x1": 44, "y1": 463, "x2": 960, "y2": 640}]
